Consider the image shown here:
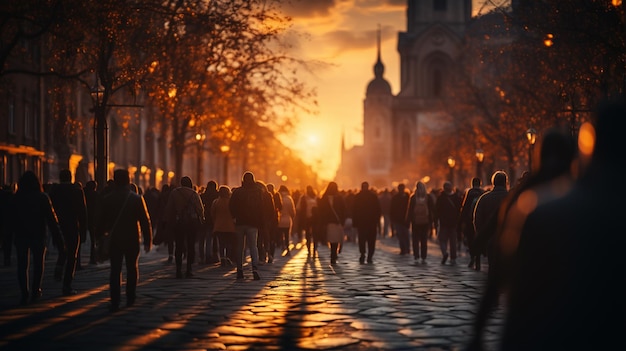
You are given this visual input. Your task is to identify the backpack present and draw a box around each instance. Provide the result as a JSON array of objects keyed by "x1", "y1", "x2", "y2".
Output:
[{"x1": 413, "y1": 196, "x2": 430, "y2": 225}]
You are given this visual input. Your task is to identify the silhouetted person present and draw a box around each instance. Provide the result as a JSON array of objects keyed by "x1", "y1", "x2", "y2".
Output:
[
  {"x1": 156, "y1": 184, "x2": 173, "y2": 263},
  {"x1": 435, "y1": 181, "x2": 461, "y2": 264},
  {"x1": 276, "y1": 185, "x2": 296, "y2": 256},
  {"x1": 409, "y1": 181, "x2": 435, "y2": 263},
  {"x1": 297, "y1": 185, "x2": 318, "y2": 254},
  {"x1": 352, "y1": 181, "x2": 382, "y2": 264},
  {"x1": 256, "y1": 180, "x2": 276, "y2": 264},
  {"x1": 317, "y1": 181, "x2": 346, "y2": 265},
  {"x1": 378, "y1": 189, "x2": 392, "y2": 238},
  {"x1": 500, "y1": 100, "x2": 626, "y2": 351},
  {"x1": 165, "y1": 176, "x2": 204, "y2": 278},
  {"x1": 9, "y1": 171, "x2": 64, "y2": 305},
  {"x1": 459, "y1": 177, "x2": 484, "y2": 269},
  {"x1": 390, "y1": 183, "x2": 411, "y2": 255},
  {"x1": 1, "y1": 184, "x2": 15, "y2": 266},
  {"x1": 471, "y1": 171, "x2": 509, "y2": 270},
  {"x1": 211, "y1": 185, "x2": 235, "y2": 267},
  {"x1": 200, "y1": 181, "x2": 219, "y2": 264},
  {"x1": 467, "y1": 127, "x2": 577, "y2": 351},
  {"x1": 266, "y1": 183, "x2": 282, "y2": 263},
  {"x1": 49, "y1": 169, "x2": 87, "y2": 296},
  {"x1": 229, "y1": 171, "x2": 263, "y2": 280},
  {"x1": 84, "y1": 180, "x2": 99, "y2": 265},
  {"x1": 97, "y1": 169, "x2": 152, "y2": 312}
]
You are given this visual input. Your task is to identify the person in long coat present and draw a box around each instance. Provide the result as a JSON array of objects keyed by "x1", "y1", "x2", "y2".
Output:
[
  {"x1": 97, "y1": 169, "x2": 152, "y2": 312},
  {"x1": 352, "y1": 182, "x2": 382, "y2": 264},
  {"x1": 10, "y1": 171, "x2": 64, "y2": 305},
  {"x1": 317, "y1": 181, "x2": 346, "y2": 265}
]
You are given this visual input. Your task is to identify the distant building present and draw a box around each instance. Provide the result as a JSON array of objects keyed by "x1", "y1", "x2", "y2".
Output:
[{"x1": 336, "y1": 0, "x2": 472, "y2": 190}]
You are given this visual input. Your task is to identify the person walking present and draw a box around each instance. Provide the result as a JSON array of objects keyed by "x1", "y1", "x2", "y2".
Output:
[
  {"x1": 229, "y1": 171, "x2": 264, "y2": 280},
  {"x1": 378, "y1": 189, "x2": 392, "y2": 238},
  {"x1": 48, "y1": 169, "x2": 87, "y2": 296},
  {"x1": 471, "y1": 171, "x2": 509, "y2": 271},
  {"x1": 211, "y1": 186, "x2": 235, "y2": 267},
  {"x1": 317, "y1": 181, "x2": 346, "y2": 265},
  {"x1": 435, "y1": 181, "x2": 461, "y2": 264},
  {"x1": 352, "y1": 182, "x2": 382, "y2": 264},
  {"x1": 200, "y1": 181, "x2": 219, "y2": 264},
  {"x1": 468, "y1": 127, "x2": 576, "y2": 350},
  {"x1": 165, "y1": 176, "x2": 205, "y2": 278},
  {"x1": 83, "y1": 180, "x2": 100, "y2": 265},
  {"x1": 266, "y1": 183, "x2": 282, "y2": 263},
  {"x1": 276, "y1": 185, "x2": 295, "y2": 257},
  {"x1": 498, "y1": 100, "x2": 626, "y2": 351},
  {"x1": 459, "y1": 177, "x2": 484, "y2": 269},
  {"x1": 9, "y1": 171, "x2": 64, "y2": 305},
  {"x1": 408, "y1": 181, "x2": 435, "y2": 263},
  {"x1": 297, "y1": 185, "x2": 318, "y2": 255},
  {"x1": 97, "y1": 169, "x2": 152, "y2": 312},
  {"x1": 390, "y1": 183, "x2": 411, "y2": 255}
]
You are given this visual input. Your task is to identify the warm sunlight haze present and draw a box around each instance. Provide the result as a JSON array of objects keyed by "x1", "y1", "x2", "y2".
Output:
[{"x1": 281, "y1": 0, "x2": 498, "y2": 181}]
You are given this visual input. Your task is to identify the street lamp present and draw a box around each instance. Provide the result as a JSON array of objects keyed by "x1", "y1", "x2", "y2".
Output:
[
  {"x1": 475, "y1": 148, "x2": 484, "y2": 183},
  {"x1": 90, "y1": 81, "x2": 107, "y2": 189},
  {"x1": 447, "y1": 155, "x2": 456, "y2": 186},
  {"x1": 220, "y1": 144, "x2": 230, "y2": 186},
  {"x1": 195, "y1": 133, "x2": 206, "y2": 185},
  {"x1": 526, "y1": 128, "x2": 537, "y2": 173}
]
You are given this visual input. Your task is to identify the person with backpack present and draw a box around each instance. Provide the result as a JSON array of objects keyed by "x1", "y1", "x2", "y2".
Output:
[
  {"x1": 229, "y1": 171, "x2": 264, "y2": 280},
  {"x1": 408, "y1": 181, "x2": 435, "y2": 263},
  {"x1": 165, "y1": 176, "x2": 205, "y2": 278}
]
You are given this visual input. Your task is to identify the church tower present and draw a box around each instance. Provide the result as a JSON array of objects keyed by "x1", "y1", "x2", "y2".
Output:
[{"x1": 363, "y1": 26, "x2": 393, "y2": 188}]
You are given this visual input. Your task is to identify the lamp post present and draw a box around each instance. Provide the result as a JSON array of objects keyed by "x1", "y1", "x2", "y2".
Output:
[
  {"x1": 475, "y1": 148, "x2": 484, "y2": 183},
  {"x1": 220, "y1": 144, "x2": 230, "y2": 186},
  {"x1": 447, "y1": 155, "x2": 456, "y2": 186},
  {"x1": 90, "y1": 81, "x2": 107, "y2": 189},
  {"x1": 195, "y1": 133, "x2": 206, "y2": 185},
  {"x1": 526, "y1": 128, "x2": 537, "y2": 173}
]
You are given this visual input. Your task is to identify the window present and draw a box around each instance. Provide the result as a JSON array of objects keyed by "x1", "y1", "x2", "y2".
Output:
[
  {"x1": 8, "y1": 96, "x2": 15, "y2": 135},
  {"x1": 434, "y1": 0, "x2": 447, "y2": 11}
]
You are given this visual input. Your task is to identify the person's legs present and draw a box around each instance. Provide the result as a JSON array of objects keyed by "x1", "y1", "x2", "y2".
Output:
[
  {"x1": 125, "y1": 248, "x2": 140, "y2": 306},
  {"x1": 15, "y1": 242, "x2": 29, "y2": 304},
  {"x1": 185, "y1": 226, "x2": 196, "y2": 276},
  {"x1": 330, "y1": 242, "x2": 339, "y2": 264},
  {"x1": 31, "y1": 242, "x2": 46, "y2": 299},
  {"x1": 366, "y1": 227, "x2": 376, "y2": 262},
  {"x1": 234, "y1": 226, "x2": 245, "y2": 277},
  {"x1": 109, "y1": 248, "x2": 124, "y2": 310},
  {"x1": 357, "y1": 229, "x2": 366, "y2": 263},
  {"x1": 418, "y1": 226, "x2": 429, "y2": 260},
  {"x1": 174, "y1": 231, "x2": 185, "y2": 277},
  {"x1": 62, "y1": 234, "x2": 80, "y2": 294},
  {"x1": 439, "y1": 227, "x2": 450, "y2": 264},
  {"x1": 411, "y1": 227, "x2": 420, "y2": 259}
]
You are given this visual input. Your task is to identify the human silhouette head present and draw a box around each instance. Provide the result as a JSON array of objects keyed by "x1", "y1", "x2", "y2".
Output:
[
  {"x1": 206, "y1": 180, "x2": 218, "y2": 192},
  {"x1": 491, "y1": 171, "x2": 508, "y2": 187},
  {"x1": 471, "y1": 177, "x2": 482, "y2": 188},
  {"x1": 242, "y1": 171, "x2": 256, "y2": 187},
  {"x1": 324, "y1": 182, "x2": 339, "y2": 196},
  {"x1": 180, "y1": 176, "x2": 193, "y2": 188},
  {"x1": 113, "y1": 169, "x2": 130, "y2": 188},
  {"x1": 443, "y1": 181, "x2": 453, "y2": 194},
  {"x1": 361, "y1": 182, "x2": 369, "y2": 191},
  {"x1": 59, "y1": 169, "x2": 72, "y2": 183},
  {"x1": 398, "y1": 183, "x2": 405, "y2": 193},
  {"x1": 17, "y1": 171, "x2": 42, "y2": 193}
]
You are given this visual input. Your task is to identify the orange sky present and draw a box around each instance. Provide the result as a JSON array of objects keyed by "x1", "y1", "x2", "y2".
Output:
[{"x1": 279, "y1": 1, "x2": 497, "y2": 181}]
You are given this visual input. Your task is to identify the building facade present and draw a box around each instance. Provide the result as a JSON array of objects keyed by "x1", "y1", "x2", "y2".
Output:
[{"x1": 336, "y1": 0, "x2": 472, "y2": 190}]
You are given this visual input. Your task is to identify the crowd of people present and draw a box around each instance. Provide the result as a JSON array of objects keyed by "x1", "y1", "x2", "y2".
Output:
[{"x1": 0, "y1": 99, "x2": 624, "y2": 349}]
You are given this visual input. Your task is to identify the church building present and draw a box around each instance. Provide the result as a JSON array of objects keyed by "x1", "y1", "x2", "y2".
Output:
[{"x1": 336, "y1": 0, "x2": 472, "y2": 190}]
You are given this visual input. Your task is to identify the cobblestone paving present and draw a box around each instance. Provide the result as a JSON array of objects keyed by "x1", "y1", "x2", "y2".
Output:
[{"x1": 0, "y1": 237, "x2": 503, "y2": 350}]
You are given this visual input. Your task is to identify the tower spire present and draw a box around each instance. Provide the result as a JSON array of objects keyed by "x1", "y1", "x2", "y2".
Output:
[{"x1": 374, "y1": 24, "x2": 384, "y2": 78}]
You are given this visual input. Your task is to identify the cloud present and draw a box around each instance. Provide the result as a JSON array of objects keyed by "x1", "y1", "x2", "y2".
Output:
[
  {"x1": 282, "y1": 0, "x2": 338, "y2": 18},
  {"x1": 323, "y1": 24, "x2": 396, "y2": 52}
]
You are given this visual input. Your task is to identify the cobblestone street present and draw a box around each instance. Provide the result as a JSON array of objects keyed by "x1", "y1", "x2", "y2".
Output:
[{"x1": 0, "y1": 237, "x2": 503, "y2": 350}]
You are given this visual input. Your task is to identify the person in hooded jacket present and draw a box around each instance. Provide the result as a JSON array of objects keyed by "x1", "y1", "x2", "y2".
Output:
[{"x1": 408, "y1": 181, "x2": 435, "y2": 263}]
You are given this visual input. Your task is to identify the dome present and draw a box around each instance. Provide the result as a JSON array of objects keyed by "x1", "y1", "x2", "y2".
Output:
[{"x1": 366, "y1": 77, "x2": 392, "y2": 96}]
